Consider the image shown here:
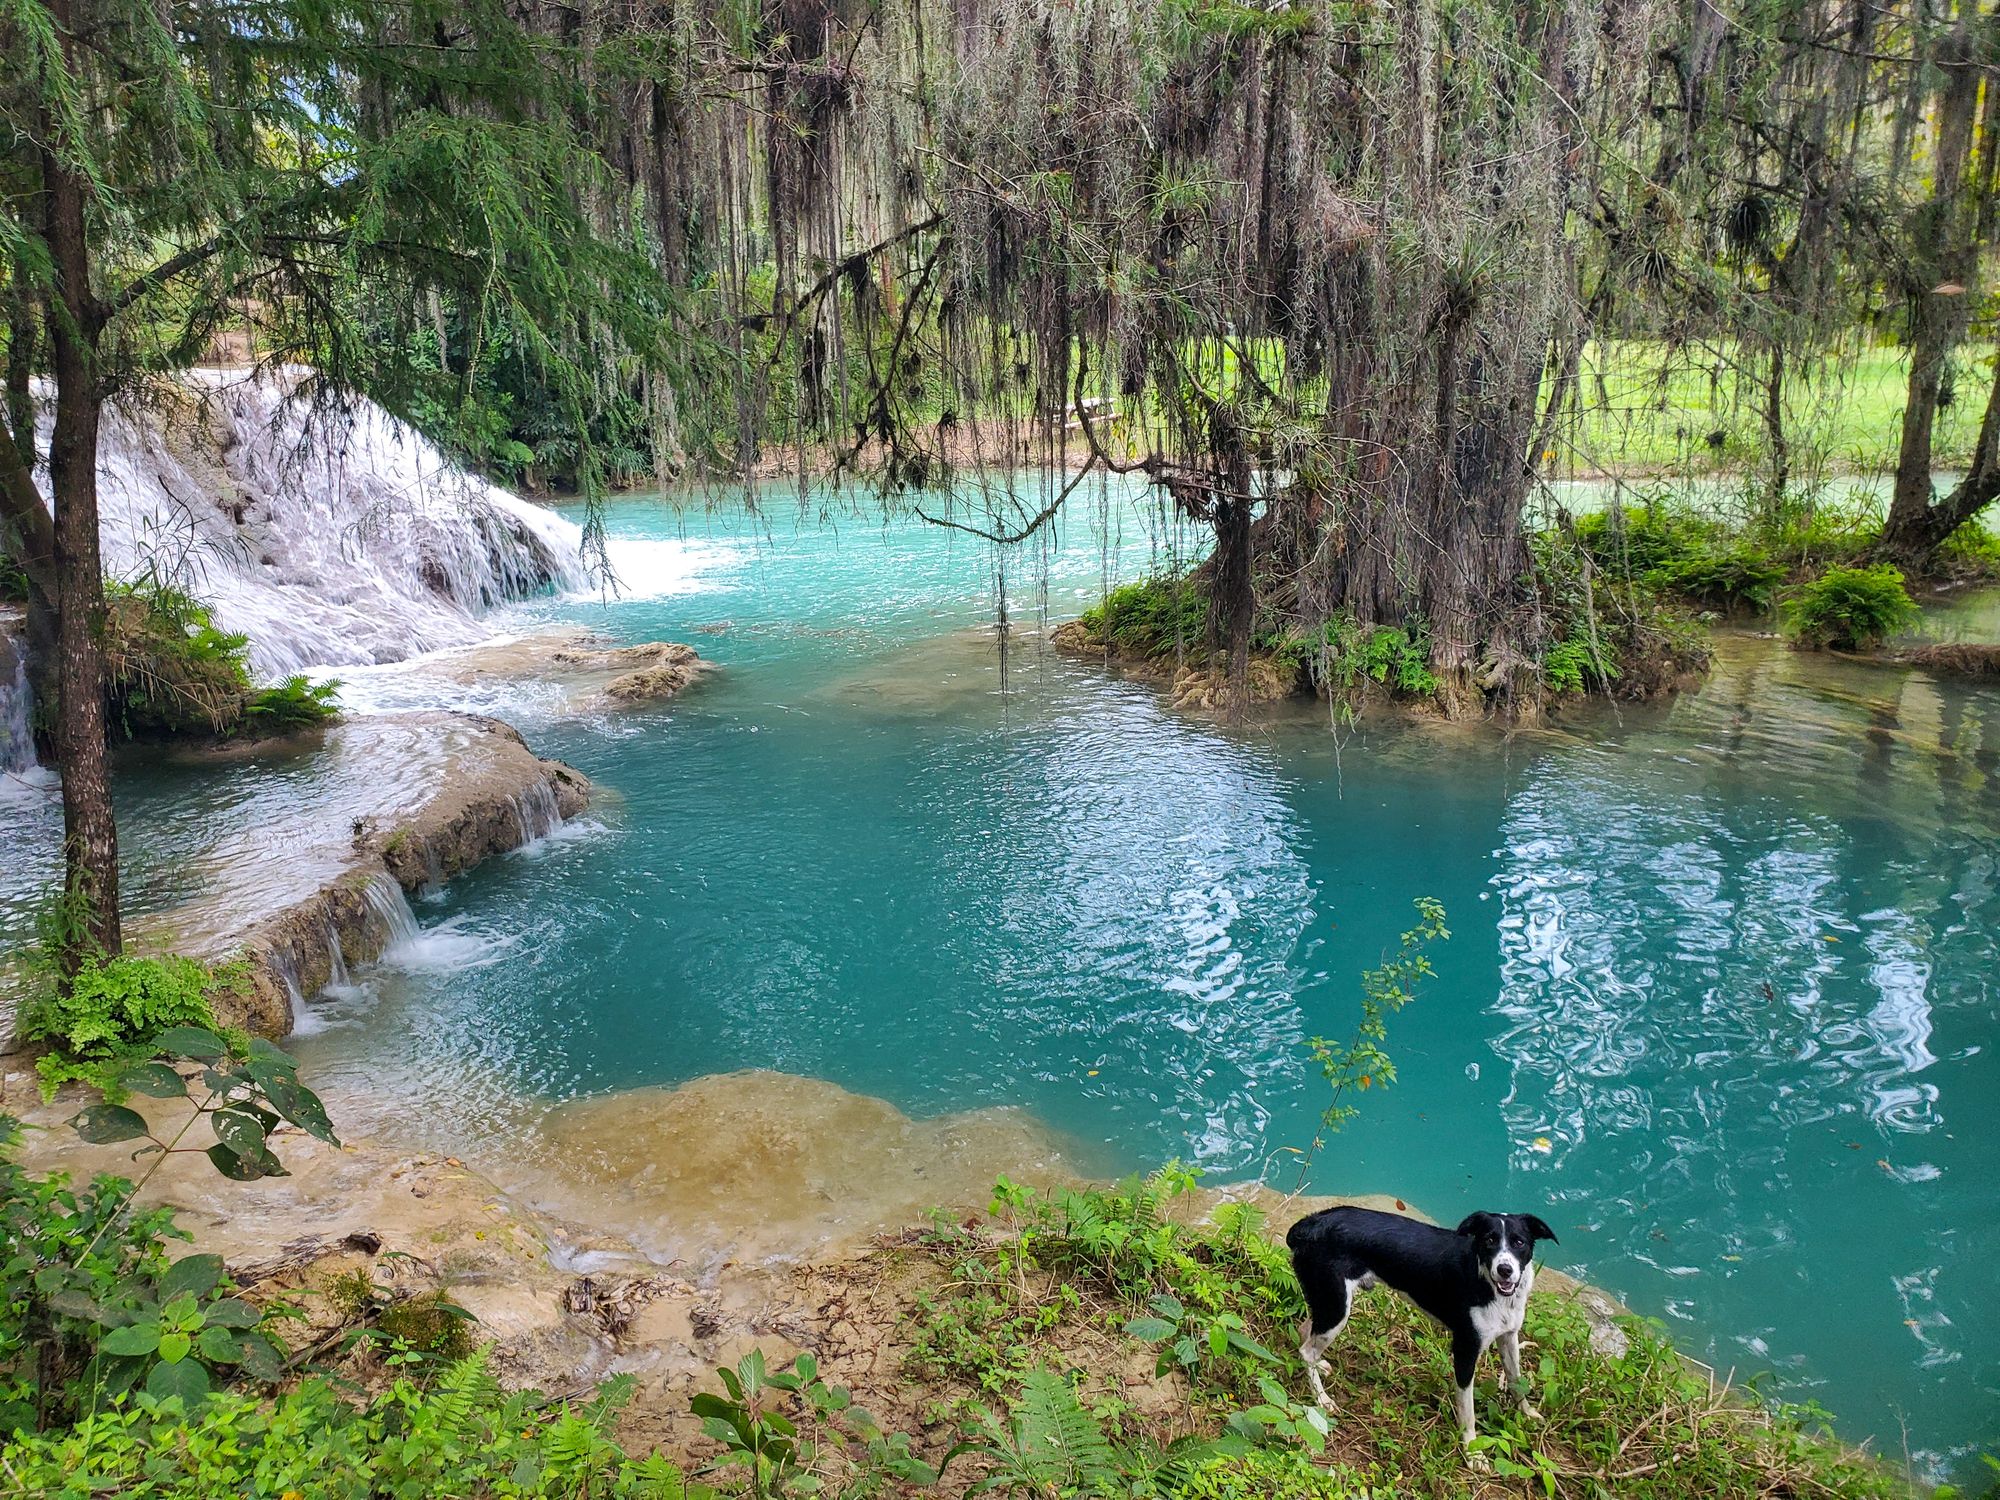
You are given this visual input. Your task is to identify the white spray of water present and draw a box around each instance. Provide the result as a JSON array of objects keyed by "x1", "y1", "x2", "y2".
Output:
[{"x1": 37, "y1": 367, "x2": 588, "y2": 679}]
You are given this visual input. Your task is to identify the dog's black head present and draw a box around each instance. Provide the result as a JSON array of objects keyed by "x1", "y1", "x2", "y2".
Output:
[{"x1": 1455, "y1": 1212, "x2": 1558, "y2": 1297}]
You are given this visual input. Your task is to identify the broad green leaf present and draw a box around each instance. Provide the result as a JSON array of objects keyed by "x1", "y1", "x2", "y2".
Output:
[
  {"x1": 157, "y1": 1330, "x2": 192, "y2": 1364},
  {"x1": 119, "y1": 1062, "x2": 188, "y2": 1099},
  {"x1": 261, "y1": 1075, "x2": 337, "y2": 1144},
  {"x1": 238, "y1": 1331, "x2": 285, "y2": 1383},
  {"x1": 205, "y1": 1297, "x2": 260, "y2": 1329},
  {"x1": 145, "y1": 1356, "x2": 211, "y2": 1406},
  {"x1": 70, "y1": 1105, "x2": 150, "y2": 1144},
  {"x1": 99, "y1": 1325, "x2": 160, "y2": 1357},
  {"x1": 1123, "y1": 1316, "x2": 1175, "y2": 1341},
  {"x1": 160, "y1": 1253, "x2": 224, "y2": 1304},
  {"x1": 206, "y1": 1143, "x2": 287, "y2": 1181},
  {"x1": 210, "y1": 1107, "x2": 267, "y2": 1161},
  {"x1": 47, "y1": 1289, "x2": 105, "y2": 1321},
  {"x1": 151, "y1": 1026, "x2": 227, "y2": 1061},
  {"x1": 197, "y1": 1325, "x2": 243, "y2": 1363},
  {"x1": 244, "y1": 1036, "x2": 298, "y2": 1065}
]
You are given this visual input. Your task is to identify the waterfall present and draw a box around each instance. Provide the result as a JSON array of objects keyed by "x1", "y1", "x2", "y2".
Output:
[
  {"x1": 0, "y1": 617, "x2": 32, "y2": 775},
  {"x1": 510, "y1": 779, "x2": 564, "y2": 844},
  {"x1": 322, "y1": 917, "x2": 352, "y2": 989},
  {"x1": 35, "y1": 367, "x2": 589, "y2": 679},
  {"x1": 361, "y1": 873, "x2": 423, "y2": 955}
]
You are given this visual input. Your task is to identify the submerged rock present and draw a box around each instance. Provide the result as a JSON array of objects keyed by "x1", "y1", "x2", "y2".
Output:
[
  {"x1": 360, "y1": 626, "x2": 711, "y2": 711},
  {"x1": 571, "y1": 641, "x2": 706, "y2": 704}
]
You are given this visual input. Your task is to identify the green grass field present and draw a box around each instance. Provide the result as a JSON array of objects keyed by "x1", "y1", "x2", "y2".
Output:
[{"x1": 1551, "y1": 342, "x2": 1982, "y2": 477}]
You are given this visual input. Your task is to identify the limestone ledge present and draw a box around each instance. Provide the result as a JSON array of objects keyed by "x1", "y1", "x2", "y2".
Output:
[{"x1": 151, "y1": 711, "x2": 592, "y2": 1036}]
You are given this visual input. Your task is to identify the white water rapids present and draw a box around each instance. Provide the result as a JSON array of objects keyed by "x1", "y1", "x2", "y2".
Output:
[{"x1": 35, "y1": 367, "x2": 588, "y2": 681}]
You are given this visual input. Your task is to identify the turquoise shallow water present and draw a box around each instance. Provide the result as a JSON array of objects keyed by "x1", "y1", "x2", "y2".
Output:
[{"x1": 4, "y1": 483, "x2": 1997, "y2": 1480}]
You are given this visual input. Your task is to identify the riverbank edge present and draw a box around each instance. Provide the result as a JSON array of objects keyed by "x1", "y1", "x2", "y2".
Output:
[
  {"x1": 1044, "y1": 616, "x2": 1711, "y2": 721},
  {"x1": 2, "y1": 1075, "x2": 1918, "y2": 1498}
]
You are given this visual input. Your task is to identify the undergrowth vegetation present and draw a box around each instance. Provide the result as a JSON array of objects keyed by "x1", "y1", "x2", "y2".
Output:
[
  {"x1": 893, "y1": 1169, "x2": 1907, "y2": 1500},
  {"x1": 98, "y1": 582, "x2": 338, "y2": 742},
  {"x1": 1064, "y1": 537, "x2": 1711, "y2": 711},
  {"x1": 1782, "y1": 565, "x2": 1922, "y2": 651},
  {"x1": 1576, "y1": 496, "x2": 2000, "y2": 629}
]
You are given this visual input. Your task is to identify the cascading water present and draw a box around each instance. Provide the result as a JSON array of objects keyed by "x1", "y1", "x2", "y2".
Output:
[
  {"x1": 36, "y1": 367, "x2": 589, "y2": 679},
  {"x1": 0, "y1": 625, "x2": 32, "y2": 775},
  {"x1": 361, "y1": 873, "x2": 423, "y2": 955},
  {"x1": 509, "y1": 780, "x2": 564, "y2": 844}
]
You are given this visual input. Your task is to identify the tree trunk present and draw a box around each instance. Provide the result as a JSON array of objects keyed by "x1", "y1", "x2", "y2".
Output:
[
  {"x1": 41, "y1": 129, "x2": 122, "y2": 963},
  {"x1": 1880, "y1": 353, "x2": 2000, "y2": 562},
  {"x1": 1881, "y1": 23, "x2": 1983, "y2": 558}
]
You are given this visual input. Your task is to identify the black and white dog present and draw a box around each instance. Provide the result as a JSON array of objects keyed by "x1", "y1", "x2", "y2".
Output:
[{"x1": 1287, "y1": 1206, "x2": 1558, "y2": 1460}]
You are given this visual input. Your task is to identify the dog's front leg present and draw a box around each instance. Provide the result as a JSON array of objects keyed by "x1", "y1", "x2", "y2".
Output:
[
  {"x1": 1498, "y1": 1329, "x2": 1542, "y2": 1421},
  {"x1": 1451, "y1": 1334, "x2": 1485, "y2": 1470}
]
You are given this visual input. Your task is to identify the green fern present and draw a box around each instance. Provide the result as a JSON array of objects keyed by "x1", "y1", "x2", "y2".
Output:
[
  {"x1": 972, "y1": 1368, "x2": 1122, "y2": 1495},
  {"x1": 428, "y1": 1348, "x2": 499, "y2": 1437}
]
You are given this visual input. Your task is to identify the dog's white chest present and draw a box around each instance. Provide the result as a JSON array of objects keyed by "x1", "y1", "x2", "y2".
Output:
[{"x1": 1470, "y1": 1265, "x2": 1533, "y2": 1343}]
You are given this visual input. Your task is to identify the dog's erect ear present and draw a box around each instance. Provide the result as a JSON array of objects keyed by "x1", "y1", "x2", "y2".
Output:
[
  {"x1": 1522, "y1": 1214, "x2": 1559, "y2": 1246},
  {"x1": 1456, "y1": 1212, "x2": 1493, "y2": 1237}
]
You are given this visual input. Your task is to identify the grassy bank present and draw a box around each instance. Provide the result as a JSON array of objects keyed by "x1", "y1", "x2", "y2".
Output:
[
  {"x1": 0, "y1": 1166, "x2": 1926, "y2": 1499},
  {"x1": 1053, "y1": 553, "x2": 1709, "y2": 714}
]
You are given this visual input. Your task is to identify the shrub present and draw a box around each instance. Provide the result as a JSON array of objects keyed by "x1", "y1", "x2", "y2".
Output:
[
  {"x1": 1544, "y1": 626, "x2": 1619, "y2": 696},
  {"x1": 1576, "y1": 504, "x2": 1786, "y2": 611},
  {"x1": 242, "y1": 675, "x2": 341, "y2": 733},
  {"x1": 1782, "y1": 564, "x2": 1920, "y2": 650},
  {"x1": 0, "y1": 552, "x2": 27, "y2": 604},
  {"x1": 376, "y1": 1291, "x2": 477, "y2": 1362},
  {"x1": 1079, "y1": 576, "x2": 1211, "y2": 658},
  {"x1": 0, "y1": 1357, "x2": 709, "y2": 1499},
  {"x1": 1266, "y1": 615, "x2": 1440, "y2": 701},
  {"x1": 102, "y1": 583, "x2": 257, "y2": 737},
  {"x1": 1175, "y1": 1449, "x2": 1364, "y2": 1499}
]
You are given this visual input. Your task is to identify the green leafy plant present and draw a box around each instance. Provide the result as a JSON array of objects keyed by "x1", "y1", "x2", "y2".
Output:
[
  {"x1": 964, "y1": 1367, "x2": 1127, "y2": 1496},
  {"x1": 1782, "y1": 564, "x2": 1921, "y2": 650},
  {"x1": 242, "y1": 675, "x2": 342, "y2": 733},
  {"x1": 0, "y1": 1135, "x2": 289, "y2": 1426},
  {"x1": 1300, "y1": 898, "x2": 1448, "y2": 1153},
  {"x1": 84, "y1": 1251, "x2": 280, "y2": 1407},
  {"x1": 1124, "y1": 1292, "x2": 1281, "y2": 1383},
  {"x1": 65, "y1": 1026, "x2": 340, "y2": 1182},
  {"x1": 23, "y1": 953, "x2": 230, "y2": 1097},
  {"x1": 98, "y1": 582, "x2": 339, "y2": 741},
  {"x1": 691, "y1": 1348, "x2": 941, "y2": 1498},
  {"x1": 1576, "y1": 505, "x2": 1788, "y2": 612},
  {"x1": 1543, "y1": 625, "x2": 1618, "y2": 696},
  {"x1": 373, "y1": 1290, "x2": 477, "y2": 1364},
  {"x1": 1077, "y1": 575, "x2": 1212, "y2": 659},
  {"x1": 0, "y1": 1354, "x2": 715, "y2": 1498},
  {"x1": 1265, "y1": 614, "x2": 1441, "y2": 706}
]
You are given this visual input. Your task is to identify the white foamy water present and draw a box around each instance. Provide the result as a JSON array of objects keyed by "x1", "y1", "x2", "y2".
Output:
[
  {"x1": 578, "y1": 534, "x2": 742, "y2": 602},
  {"x1": 36, "y1": 368, "x2": 588, "y2": 680}
]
